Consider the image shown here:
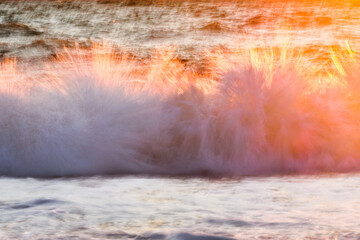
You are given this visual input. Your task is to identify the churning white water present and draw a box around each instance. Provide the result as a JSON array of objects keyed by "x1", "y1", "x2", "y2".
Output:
[
  {"x1": 1, "y1": 44, "x2": 360, "y2": 177},
  {"x1": 1, "y1": 175, "x2": 360, "y2": 239}
]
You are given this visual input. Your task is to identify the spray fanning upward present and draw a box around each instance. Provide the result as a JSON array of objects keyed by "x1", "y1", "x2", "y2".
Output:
[{"x1": 0, "y1": 44, "x2": 360, "y2": 177}]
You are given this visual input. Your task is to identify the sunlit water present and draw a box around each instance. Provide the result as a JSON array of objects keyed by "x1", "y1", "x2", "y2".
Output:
[
  {"x1": 2, "y1": 0, "x2": 360, "y2": 239},
  {"x1": 1, "y1": 0, "x2": 360, "y2": 60},
  {"x1": 1, "y1": 175, "x2": 360, "y2": 240}
]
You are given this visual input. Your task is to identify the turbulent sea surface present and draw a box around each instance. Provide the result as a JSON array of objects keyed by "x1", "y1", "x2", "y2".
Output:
[
  {"x1": 2, "y1": 175, "x2": 360, "y2": 239},
  {"x1": 2, "y1": 0, "x2": 360, "y2": 239},
  {"x1": 1, "y1": 0, "x2": 360, "y2": 60}
]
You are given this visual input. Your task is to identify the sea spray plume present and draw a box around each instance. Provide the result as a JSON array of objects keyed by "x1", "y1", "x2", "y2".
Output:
[
  {"x1": 327, "y1": 44, "x2": 360, "y2": 169},
  {"x1": 144, "y1": 48, "x2": 189, "y2": 95},
  {"x1": 0, "y1": 57, "x2": 17, "y2": 81},
  {"x1": 200, "y1": 46, "x2": 360, "y2": 174},
  {"x1": 145, "y1": 47, "x2": 329, "y2": 175},
  {"x1": 1, "y1": 43, "x2": 360, "y2": 177},
  {"x1": 135, "y1": 48, "x2": 218, "y2": 174},
  {"x1": 0, "y1": 44, "x2": 162, "y2": 177},
  {"x1": 201, "y1": 47, "x2": 307, "y2": 174}
]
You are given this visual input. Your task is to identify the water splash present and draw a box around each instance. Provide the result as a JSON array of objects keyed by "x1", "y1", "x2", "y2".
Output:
[{"x1": 1, "y1": 43, "x2": 360, "y2": 177}]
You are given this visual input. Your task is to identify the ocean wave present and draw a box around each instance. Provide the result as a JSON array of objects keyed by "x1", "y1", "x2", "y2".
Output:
[
  {"x1": 200, "y1": 21, "x2": 224, "y2": 32},
  {"x1": 0, "y1": 44, "x2": 360, "y2": 177},
  {"x1": 0, "y1": 22, "x2": 42, "y2": 37}
]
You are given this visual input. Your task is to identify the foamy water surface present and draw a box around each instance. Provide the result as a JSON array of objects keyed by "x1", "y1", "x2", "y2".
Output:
[{"x1": 1, "y1": 175, "x2": 360, "y2": 239}]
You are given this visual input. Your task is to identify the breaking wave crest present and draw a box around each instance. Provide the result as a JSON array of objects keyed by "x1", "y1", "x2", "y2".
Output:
[{"x1": 1, "y1": 44, "x2": 360, "y2": 177}]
